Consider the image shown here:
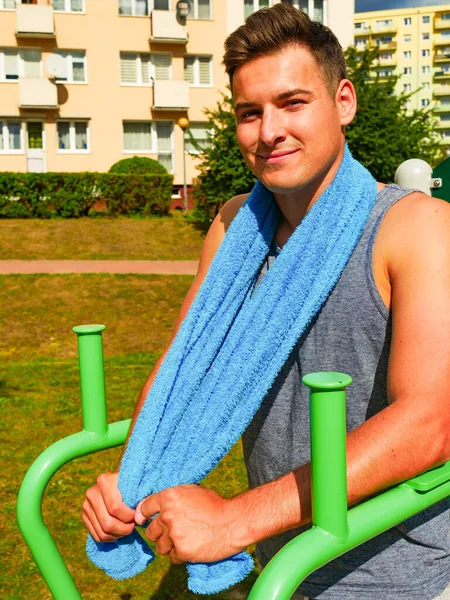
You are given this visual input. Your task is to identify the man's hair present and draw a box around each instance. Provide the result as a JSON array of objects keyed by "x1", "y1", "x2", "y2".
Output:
[{"x1": 223, "y1": 2, "x2": 347, "y2": 97}]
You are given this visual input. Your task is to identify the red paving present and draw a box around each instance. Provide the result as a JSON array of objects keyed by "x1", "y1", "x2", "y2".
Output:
[{"x1": 0, "y1": 260, "x2": 199, "y2": 275}]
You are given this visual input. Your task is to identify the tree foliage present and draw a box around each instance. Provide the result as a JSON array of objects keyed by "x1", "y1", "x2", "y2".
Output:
[
  {"x1": 345, "y1": 46, "x2": 443, "y2": 182},
  {"x1": 191, "y1": 95, "x2": 255, "y2": 222},
  {"x1": 109, "y1": 155, "x2": 168, "y2": 175}
]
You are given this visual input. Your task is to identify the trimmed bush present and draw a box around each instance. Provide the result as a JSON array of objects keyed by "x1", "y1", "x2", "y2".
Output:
[
  {"x1": 0, "y1": 172, "x2": 173, "y2": 218},
  {"x1": 109, "y1": 156, "x2": 168, "y2": 175}
]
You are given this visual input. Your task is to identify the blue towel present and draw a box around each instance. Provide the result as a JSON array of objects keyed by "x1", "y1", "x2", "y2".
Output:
[{"x1": 87, "y1": 146, "x2": 378, "y2": 593}]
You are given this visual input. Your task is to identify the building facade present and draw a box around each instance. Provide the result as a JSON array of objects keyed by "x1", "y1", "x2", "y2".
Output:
[
  {"x1": 0, "y1": 0, "x2": 353, "y2": 193},
  {"x1": 354, "y1": 4, "x2": 450, "y2": 148}
]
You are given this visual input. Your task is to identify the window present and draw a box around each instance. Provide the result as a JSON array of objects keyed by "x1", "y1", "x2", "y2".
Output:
[
  {"x1": 422, "y1": 33, "x2": 430, "y2": 40},
  {"x1": 403, "y1": 51, "x2": 411, "y2": 59},
  {"x1": 403, "y1": 83, "x2": 411, "y2": 92},
  {"x1": 404, "y1": 17, "x2": 411, "y2": 25},
  {"x1": 422, "y1": 15, "x2": 430, "y2": 23},
  {"x1": 356, "y1": 39, "x2": 367, "y2": 50},
  {"x1": 403, "y1": 34, "x2": 411, "y2": 42},
  {"x1": 118, "y1": 0, "x2": 149, "y2": 15},
  {"x1": 120, "y1": 53, "x2": 171, "y2": 84},
  {"x1": 184, "y1": 55, "x2": 212, "y2": 86},
  {"x1": 403, "y1": 67, "x2": 411, "y2": 75},
  {"x1": 422, "y1": 49, "x2": 430, "y2": 58},
  {"x1": 0, "y1": 49, "x2": 41, "y2": 81},
  {"x1": 379, "y1": 52, "x2": 392, "y2": 62},
  {"x1": 52, "y1": 0, "x2": 84, "y2": 12},
  {"x1": 377, "y1": 69, "x2": 393, "y2": 77},
  {"x1": 57, "y1": 121, "x2": 89, "y2": 152},
  {"x1": 244, "y1": 0, "x2": 269, "y2": 19},
  {"x1": 122, "y1": 121, "x2": 174, "y2": 170},
  {"x1": 187, "y1": 0, "x2": 211, "y2": 19},
  {"x1": 185, "y1": 123, "x2": 212, "y2": 154},
  {"x1": 0, "y1": 0, "x2": 15, "y2": 8},
  {"x1": 423, "y1": 82, "x2": 430, "y2": 91},
  {"x1": 27, "y1": 122, "x2": 43, "y2": 149},
  {"x1": 53, "y1": 51, "x2": 86, "y2": 83},
  {"x1": 421, "y1": 99, "x2": 430, "y2": 107},
  {"x1": 376, "y1": 19, "x2": 392, "y2": 31},
  {"x1": 422, "y1": 65, "x2": 430, "y2": 74},
  {"x1": 0, "y1": 121, "x2": 22, "y2": 152},
  {"x1": 441, "y1": 129, "x2": 450, "y2": 139},
  {"x1": 442, "y1": 13, "x2": 450, "y2": 21},
  {"x1": 404, "y1": 100, "x2": 412, "y2": 110}
]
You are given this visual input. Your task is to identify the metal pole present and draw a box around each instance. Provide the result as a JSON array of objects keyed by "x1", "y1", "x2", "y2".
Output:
[{"x1": 183, "y1": 131, "x2": 188, "y2": 214}]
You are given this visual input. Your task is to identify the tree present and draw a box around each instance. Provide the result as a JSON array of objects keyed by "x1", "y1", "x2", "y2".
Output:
[
  {"x1": 191, "y1": 95, "x2": 255, "y2": 222},
  {"x1": 345, "y1": 46, "x2": 443, "y2": 182}
]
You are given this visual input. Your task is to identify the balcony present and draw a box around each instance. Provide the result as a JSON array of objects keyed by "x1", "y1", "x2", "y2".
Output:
[
  {"x1": 434, "y1": 50, "x2": 450, "y2": 62},
  {"x1": 354, "y1": 25, "x2": 371, "y2": 36},
  {"x1": 434, "y1": 18, "x2": 450, "y2": 30},
  {"x1": 376, "y1": 57, "x2": 397, "y2": 67},
  {"x1": 152, "y1": 80, "x2": 189, "y2": 110},
  {"x1": 434, "y1": 70, "x2": 450, "y2": 79},
  {"x1": 16, "y1": 4, "x2": 55, "y2": 38},
  {"x1": 433, "y1": 85, "x2": 450, "y2": 96},
  {"x1": 18, "y1": 78, "x2": 58, "y2": 109},
  {"x1": 433, "y1": 103, "x2": 450, "y2": 111},
  {"x1": 434, "y1": 119, "x2": 450, "y2": 128},
  {"x1": 434, "y1": 35, "x2": 450, "y2": 46},
  {"x1": 377, "y1": 41, "x2": 397, "y2": 50},
  {"x1": 150, "y1": 10, "x2": 188, "y2": 44},
  {"x1": 373, "y1": 24, "x2": 397, "y2": 35}
]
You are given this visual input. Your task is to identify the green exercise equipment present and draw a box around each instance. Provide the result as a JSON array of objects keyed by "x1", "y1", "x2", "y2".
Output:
[{"x1": 17, "y1": 324, "x2": 450, "y2": 600}]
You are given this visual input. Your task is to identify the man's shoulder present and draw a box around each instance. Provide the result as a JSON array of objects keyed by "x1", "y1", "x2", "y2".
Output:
[{"x1": 219, "y1": 193, "x2": 250, "y2": 231}]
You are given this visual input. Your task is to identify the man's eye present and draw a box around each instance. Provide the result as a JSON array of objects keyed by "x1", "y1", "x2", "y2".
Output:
[
  {"x1": 241, "y1": 111, "x2": 259, "y2": 120},
  {"x1": 286, "y1": 99, "x2": 305, "y2": 107}
]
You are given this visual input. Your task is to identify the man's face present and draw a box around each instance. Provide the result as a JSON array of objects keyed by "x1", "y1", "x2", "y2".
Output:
[{"x1": 233, "y1": 45, "x2": 353, "y2": 196}]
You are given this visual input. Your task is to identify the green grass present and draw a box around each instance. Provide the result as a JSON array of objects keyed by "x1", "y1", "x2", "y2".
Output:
[
  {"x1": 0, "y1": 215, "x2": 206, "y2": 261},
  {"x1": 1, "y1": 274, "x2": 259, "y2": 600}
]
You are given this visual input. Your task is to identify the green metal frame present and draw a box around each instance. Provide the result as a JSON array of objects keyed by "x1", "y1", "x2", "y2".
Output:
[{"x1": 17, "y1": 325, "x2": 450, "y2": 600}]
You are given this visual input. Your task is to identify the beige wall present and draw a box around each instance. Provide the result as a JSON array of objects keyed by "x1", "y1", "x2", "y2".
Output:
[{"x1": 0, "y1": 0, "x2": 354, "y2": 183}]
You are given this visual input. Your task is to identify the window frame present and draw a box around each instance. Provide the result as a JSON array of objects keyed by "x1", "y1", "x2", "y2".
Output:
[
  {"x1": 56, "y1": 120, "x2": 90, "y2": 153},
  {"x1": 118, "y1": 0, "x2": 167, "y2": 17},
  {"x1": 54, "y1": 50, "x2": 87, "y2": 84},
  {"x1": 187, "y1": 0, "x2": 213, "y2": 20},
  {"x1": 122, "y1": 120, "x2": 175, "y2": 172},
  {"x1": 183, "y1": 54, "x2": 213, "y2": 87},
  {"x1": 0, "y1": 49, "x2": 43, "y2": 82},
  {"x1": 403, "y1": 67, "x2": 412, "y2": 75},
  {"x1": 52, "y1": 0, "x2": 86, "y2": 14},
  {"x1": 0, "y1": 121, "x2": 24, "y2": 154},
  {"x1": 184, "y1": 122, "x2": 213, "y2": 155},
  {"x1": 119, "y1": 52, "x2": 172, "y2": 86},
  {"x1": 404, "y1": 17, "x2": 411, "y2": 26},
  {"x1": 403, "y1": 51, "x2": 411, "y2": 60},
  {"x1": 422, "y1": 49, "x2": 430, "y2": 58},
  {"x1": 0, "y1": 0, "x2": 16, "y2": 10},
  {"x1": 422, "y1": 15, "x2": 430, "y2": 24}
]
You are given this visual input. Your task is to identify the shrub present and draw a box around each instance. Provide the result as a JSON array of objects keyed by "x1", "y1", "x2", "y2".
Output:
[{"x1": 109, "y1": 156, "x2": 168, "y2": 175}]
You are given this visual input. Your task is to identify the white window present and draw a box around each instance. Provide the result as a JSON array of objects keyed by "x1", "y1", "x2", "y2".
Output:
[
  {"x1": 404, "y1": 100, "x2": 412, "y2": 110},
  {"x1": 0, "y1": 121, "x2": 23, "y2": 152},
  {"x1": 187, "y1": 0, "x2": 211, "y2": 19},
  {"x1": 118, "y1": 0, "x2": 149, "y2": 15},
  {"x1": 290, "y1": 0, "x2": 325, "y2": 23},
  {"x1": 377, "y1": 69, "x2": 392, "y2": 77},
  {"x1": 184, "y1": 55, "x2": 212, "y2": 86},
  {"x1": 52, "y1": 0, "x2": 84, "y2": 12},
  {"x1": 422, "y1": 33, "x2": 430, "y2": 40},
  {"x1": 120, "y1": 53, "x2": 171, "y2": 84},
  {"x1": 423, "y1": 82, "x2": 430, "y2": 91},
  {"x1": 355, "y1": 39, "x2": 367, "y2": 50},
  {"x1": 54, "y1": 51, "x2": 86, "y2": 83},
  {"x1": 422, "y1": 65, "x2": 430, "y2": 73},
  {"x1": 403, "y1": 34, "x2": 411, "y2": 42},
  {"x1": 185, "y1": 123, "x2": 212, "y2": 154},
  {"x1": 441, "y1": 129, "x2": 450, "y2": 139},
  {"x1": 122, "y1": 121, "x2": 174, "y2": 171},
  {"x1": 0, "y1": 0, "x2": 15, "y2": 8},
  {"x1": 422, "y1": 15, "x2": 430, "y2": 24},
  {"x1": 57, "y1": 121, "x2": 89, "y2": 152},
  {"x1": 421, "y1": 99, "x2": 430, "y2": 107},
  {"x1": 403, "y1": 84, "x2": 411, "y2": 92},
  {"x1": 404, "y1": 17, "x2": 411, "y2": 25},
  {"x1": 244, "y1": 0, "x2": 269, "y2": 19},
  {"x1": 403, "y1": 51, "x2": 411, "y2": 59},
  {"x1": 379, "y1": 52, "x2": 392, "y2": 62},
  {"x1": 403, "y1": 67, "x2": 411, "y2": 75},
  {"x1": 0, "y1": 49, "x2": 41, "y2": 81},
  {"x1": 376, "y1": 19, "x2": 392, "y2": 31},
  {"x1": 422, "y1": 49, "x2": 430, "y2": 58}
]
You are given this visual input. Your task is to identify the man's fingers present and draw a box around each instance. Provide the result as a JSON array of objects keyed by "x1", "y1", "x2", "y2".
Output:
[
  {"x1": 97, "y1": 473, "x2": 135, "y2": 523},
  {"x1": 145, "y1": 515, "x2": 164, "y2": 542},
  {"x1": 136, "y1": 494, "x2": 161, "y2": 524},
  {"x1": 84, "y1": 490, "x2": 135, "y2": 540},
  {"x1": 82, "y1": 500, "x2": 117, "y2": 543},
  {"x1": 155, "y1": 533, "x2": 175, "y2": 556},
  {"x1": 169, "y1": 547, "x2": 184, "y2": 565}
]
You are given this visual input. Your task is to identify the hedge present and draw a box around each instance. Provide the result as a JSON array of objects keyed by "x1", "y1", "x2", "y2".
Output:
[
  {"x1": 0, "y1": 172, "x2": 173, "y2": 218},
  {"x1": 109, "y1": 156, "x2": 168, "y2": 175}
]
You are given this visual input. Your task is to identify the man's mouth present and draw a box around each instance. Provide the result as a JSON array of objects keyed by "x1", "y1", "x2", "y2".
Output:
[{"x1": 256, "y1": 149, "x2": 299, "y2": 164}]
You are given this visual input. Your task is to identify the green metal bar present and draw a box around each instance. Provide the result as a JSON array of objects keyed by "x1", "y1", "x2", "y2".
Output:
[
  {"x1": 304, "y1": 372, "x2": 352, "y2": 540},
  {"x1": 17, "y1": 324, "x2": 131, "y2": 600}
]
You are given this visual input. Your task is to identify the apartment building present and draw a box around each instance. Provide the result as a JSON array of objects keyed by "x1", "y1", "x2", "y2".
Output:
[
  {"x1": 0, "y1": 0, "x2": 353, "y2": 193},
  {"x1": 354, "y1": 5, "x2": 450, "y2": 148}
]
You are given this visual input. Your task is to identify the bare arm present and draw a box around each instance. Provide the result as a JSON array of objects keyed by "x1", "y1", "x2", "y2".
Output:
[{"x1": 139, "y1": 193, "x2": 450, "y2": 564}]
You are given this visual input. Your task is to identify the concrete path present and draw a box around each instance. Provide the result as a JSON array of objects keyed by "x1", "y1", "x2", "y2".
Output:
[{"x1": 0, "y1": 260, "x2": 199, "y2": 275}]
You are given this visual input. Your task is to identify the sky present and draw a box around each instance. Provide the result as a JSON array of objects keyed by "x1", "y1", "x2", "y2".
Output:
[{"x1": 356, "y1": 0, "x2": 450, "y2": 13}]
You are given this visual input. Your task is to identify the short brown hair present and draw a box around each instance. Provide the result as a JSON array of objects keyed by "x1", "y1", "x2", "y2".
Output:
[{"x1": 223, "y1": 2, "x2": 347, "y2": 97}]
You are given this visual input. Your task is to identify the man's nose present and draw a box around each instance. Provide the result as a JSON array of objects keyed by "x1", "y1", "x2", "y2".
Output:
[{"x1": 259, "y1": 111, "x2": 287, "y2": 147}]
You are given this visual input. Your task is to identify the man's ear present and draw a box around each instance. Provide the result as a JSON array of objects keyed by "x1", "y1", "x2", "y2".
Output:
[{"x1": 336, "y1": 79, "x2": 357, "y2": 127}]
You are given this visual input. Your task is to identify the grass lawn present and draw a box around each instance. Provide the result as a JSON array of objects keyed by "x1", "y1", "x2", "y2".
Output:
[
  {"x1": 0, "y1": 214, "x2": 206, "y2": 261},
  {"x1": 1, "y1": 274, "x2": 259, "y2": 600}
]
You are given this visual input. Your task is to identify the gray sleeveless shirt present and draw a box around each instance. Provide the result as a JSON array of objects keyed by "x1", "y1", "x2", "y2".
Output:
[{"x1": 242, "y1": 184, "x2": 450, "y2": 600}]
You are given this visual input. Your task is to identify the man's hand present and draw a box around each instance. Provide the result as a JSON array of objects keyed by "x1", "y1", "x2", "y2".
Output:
[
  {"x1": 135, "y1": 484, "x2": 247, "y2": 564},
  {"x1": 82, "y1": 472, "x2": 136, "y2": 542}
]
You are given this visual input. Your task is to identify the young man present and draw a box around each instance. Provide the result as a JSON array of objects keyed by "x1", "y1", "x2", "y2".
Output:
[{"x1": 83, "y1": 4, "x2": 450, "y2": 598}]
